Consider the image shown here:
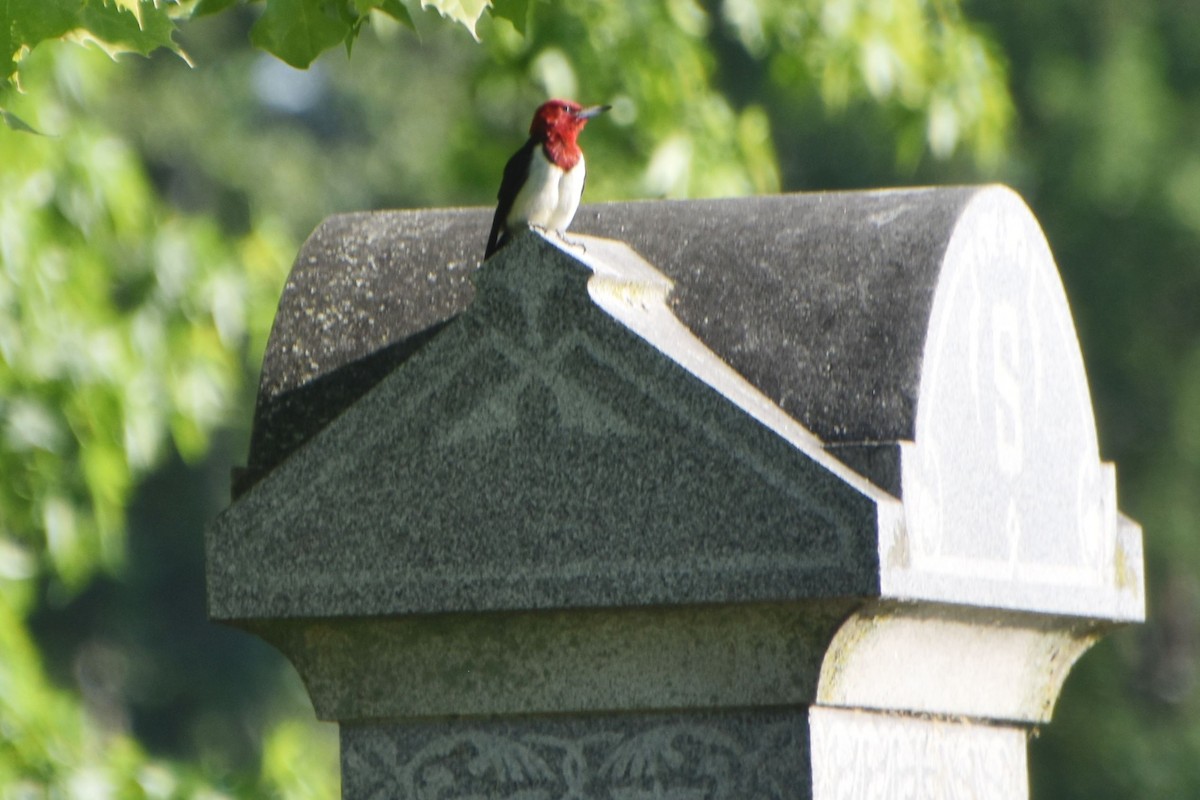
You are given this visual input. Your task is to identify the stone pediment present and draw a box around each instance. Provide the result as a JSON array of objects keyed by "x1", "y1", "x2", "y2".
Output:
[{"x1": 208, "y1": 233, "x2": 889, "y2": 621}]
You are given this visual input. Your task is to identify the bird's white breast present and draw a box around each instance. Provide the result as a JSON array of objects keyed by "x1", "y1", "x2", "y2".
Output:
[{"x1": 507, "y1": 150, "x2": 587, "y2": 234}]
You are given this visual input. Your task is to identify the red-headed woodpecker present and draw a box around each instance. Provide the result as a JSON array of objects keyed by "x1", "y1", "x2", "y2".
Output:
[{"x1": 485, "y1": 99, "x2": 611, "y2": 259}]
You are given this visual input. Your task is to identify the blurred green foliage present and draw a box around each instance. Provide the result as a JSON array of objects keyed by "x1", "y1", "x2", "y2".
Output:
[
  {"x1": 0, "y1": 0, "x2": 1194, "y2": 797},
  {"x1": 1, "y1": 49, "x2": 288, "y2": 605},
  {"x1": 0, "y1": 43, "x2": 338, "y2": 798}
]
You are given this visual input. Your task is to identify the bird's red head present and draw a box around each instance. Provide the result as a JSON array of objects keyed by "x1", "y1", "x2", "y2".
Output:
[{"x1": 529, "y1": 99, "x2": 610, "y2": 144}]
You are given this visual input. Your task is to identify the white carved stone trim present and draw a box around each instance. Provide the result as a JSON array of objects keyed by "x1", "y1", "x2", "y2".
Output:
[
  {"x1": 816, "y1": 601, "x2": 1102, "y2": 723},
  {"x1": 891, "y1": 186, "x2": 1144, "y2": 620},
  {"x1": 811, "y1": 706, "x2": 1029, "y2": 800}
]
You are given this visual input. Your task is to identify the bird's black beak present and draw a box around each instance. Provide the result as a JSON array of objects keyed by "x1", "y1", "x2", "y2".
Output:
[{"x1": 576, "y1": 104, "x2": 612, "y2": 119}]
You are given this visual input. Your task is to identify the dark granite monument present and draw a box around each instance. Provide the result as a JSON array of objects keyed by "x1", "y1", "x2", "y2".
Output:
[{"x1": 207, "y1": 186, "x2": 1145, "y2": 799}]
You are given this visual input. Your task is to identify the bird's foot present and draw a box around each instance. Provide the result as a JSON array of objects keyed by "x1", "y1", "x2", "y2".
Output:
[{"x1": 556, "y1": 230, "x2": 588, "y2": 255}]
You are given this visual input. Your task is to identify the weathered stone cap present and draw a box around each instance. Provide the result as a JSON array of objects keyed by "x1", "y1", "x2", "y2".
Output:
[{"x1": 243, "y1": 188, "x2": 970, "y2": 490}]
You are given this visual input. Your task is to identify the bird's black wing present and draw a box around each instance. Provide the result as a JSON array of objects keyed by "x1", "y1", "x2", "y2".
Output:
[{"x1": 485, "y1": 138, "x2": 537, "y2": 259}]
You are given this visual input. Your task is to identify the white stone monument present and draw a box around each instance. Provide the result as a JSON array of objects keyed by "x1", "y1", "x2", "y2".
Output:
[{"x1": 208, "y1": 186, "x2": 1144, "y2": 798}]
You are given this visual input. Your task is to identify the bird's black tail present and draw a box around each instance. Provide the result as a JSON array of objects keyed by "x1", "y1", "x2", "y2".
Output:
[{"x1": 484, "y1": 211, "x2": 507, "y2": 259}]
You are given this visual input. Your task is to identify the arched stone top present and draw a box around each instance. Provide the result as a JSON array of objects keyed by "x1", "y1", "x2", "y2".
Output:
[
  {"x1": 886, "y1": 187, "x2": 1140, "y2": 618},
  {"x1": 221, "y1": 187, "x2": 1142, "y2": 624}
]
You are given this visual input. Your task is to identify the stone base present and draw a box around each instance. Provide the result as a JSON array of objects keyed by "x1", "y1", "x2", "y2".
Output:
[{"x1": 341, "y1": 706, "x2": 1031, "y2": 799}]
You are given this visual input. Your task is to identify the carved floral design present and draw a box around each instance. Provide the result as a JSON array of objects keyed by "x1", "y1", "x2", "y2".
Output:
[{"x1": 348, "y1": 719, "x2": 805, "y2": 800}]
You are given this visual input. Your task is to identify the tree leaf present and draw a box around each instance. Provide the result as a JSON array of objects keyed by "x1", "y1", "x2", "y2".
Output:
[
  {"x1": 109, "y1": 0, "x2": 144, "y2": 28},
  {"x1": 250, "y1": 0, "x2": 352, "y2": 68},
  {"x1": 73, "y1": 3, "x2": 190, "y2": 62},
  {"x1": 0, "y1": 106, "x2": 41, "y2": 133},
  {"x1": 193, "y1": 0, "x2": 239, "y2": 16},
  {"x1": 490, "y1": 0, "x2": 528, "y2": 35},
  {"x1": 2, "y1": 0, "x2": 80, "y2": 80},
  {"x1": 419, "y1": 0, "x2": 490, "y2": 41},
  {"x1": 375, "y1": 0, "x2": 415, "y2": 30},
  {"x1": 5, "y1": 0, "x2": 80, "y2": 42},
  {"x1": 343, "y1": 8, "x2": 367, "y2": 56}
]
